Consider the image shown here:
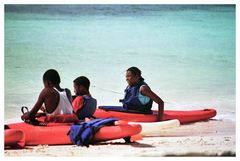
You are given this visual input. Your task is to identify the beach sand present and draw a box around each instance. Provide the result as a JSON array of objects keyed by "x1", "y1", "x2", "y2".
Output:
[{"x1": 4, "y1": 119, "x2": 235, "y2": 157}]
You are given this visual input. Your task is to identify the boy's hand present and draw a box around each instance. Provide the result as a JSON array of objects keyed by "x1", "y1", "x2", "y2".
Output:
[{"x1": 21, "y1": 112, "x2": 30, "y2": 121}]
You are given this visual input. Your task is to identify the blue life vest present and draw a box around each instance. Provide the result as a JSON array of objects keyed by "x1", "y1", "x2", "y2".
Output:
[
  {"x1": 68, "y1": 118, "x2": 118, "y2": 147},
  {"x1": 122, "y1": 81, "x2": 153, "y2": 113},
  {"x1": 76, "y1": 95, "x2": 97, "y2": 120}
]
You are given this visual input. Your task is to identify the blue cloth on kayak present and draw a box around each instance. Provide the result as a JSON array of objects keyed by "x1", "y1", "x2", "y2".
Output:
[
  {"x1": 68, "y1": 118, "x2": 118, "y2": 147},
  {"x1": 99, "y1": 106, "x2": 153, "y2": 114}
]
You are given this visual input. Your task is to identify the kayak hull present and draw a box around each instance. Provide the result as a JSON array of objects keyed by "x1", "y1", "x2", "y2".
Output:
[
  {"x1": 93, "y1": 107, "x2": 217, "y2": 123},
  {"x1": 4, "y1": 129, "x2": 25, "y2": 148},
  {"x1": 6, "y1": 121, "x2": 141, "y2": 146}
]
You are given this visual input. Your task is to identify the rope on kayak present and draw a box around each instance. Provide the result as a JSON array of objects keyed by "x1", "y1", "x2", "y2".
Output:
[
  {"x1": 92, "y1": 85, "x2": 123, "y2": 95},
  {"x1": 92, "y1": 85, "x2": 172, "y2": 104}
]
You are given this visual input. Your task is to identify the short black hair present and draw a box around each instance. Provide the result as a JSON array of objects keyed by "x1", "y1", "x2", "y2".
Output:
[
  {"x1": 127, "y1": 66, "x2": 142, "y2": 76},
  {"x1": 74, "y1": 76, "x2": 90, "y2": 90},
  {"x1": 43, "y1": 69, "x2": 61, "y2": 85},
  {"x1": 127, "y1": 66, "x2": 144, "y2": 81}
]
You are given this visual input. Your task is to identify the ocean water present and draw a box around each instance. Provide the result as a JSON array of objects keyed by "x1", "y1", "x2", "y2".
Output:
[{"x1": 4, "y1": 5, "x2": 236, "y2": 120}]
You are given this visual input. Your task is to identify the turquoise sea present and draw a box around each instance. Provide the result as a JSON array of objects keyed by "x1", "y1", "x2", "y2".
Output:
[{"x1": 4, "y1": 5, "x2": 236, "y2": 120}]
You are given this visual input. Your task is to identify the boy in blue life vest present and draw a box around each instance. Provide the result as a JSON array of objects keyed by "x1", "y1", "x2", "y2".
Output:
[
  {"x1": 121, "y1": 67, "x2": 164, "y2": 121},
  {"x1": 72, "y1": 76, "x2": 97, "y2": 120}
]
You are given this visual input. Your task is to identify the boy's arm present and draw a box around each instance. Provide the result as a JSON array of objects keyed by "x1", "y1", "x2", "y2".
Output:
[
  {"x1": 140, "y1": 86, "x2": 164, "y2": 121},
  {"x1": 21, "y1": 89, "x2": 45, "y2": 120},
  {"x1": 72, "y1": 96, "x2": 84, "y2": 113},
  {"x1": 65, "y1": 88, "x2": 72, "y2": 104}
]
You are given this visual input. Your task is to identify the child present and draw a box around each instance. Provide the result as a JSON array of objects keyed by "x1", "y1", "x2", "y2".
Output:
[
  {"x1": 121, "y1": 67, "x2": 164, "y2": 121},
  {"x1": 72, "y1": 76, "x2": 97, "y2": 120},
  {"x1": 21, "y1": 69, "x2": 73, "y2": 121}
]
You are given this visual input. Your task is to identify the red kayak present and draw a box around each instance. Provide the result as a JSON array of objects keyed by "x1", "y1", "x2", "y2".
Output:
[
  {"x1": 4, "y1": 129, "x2": 25, "y2": 148},
  {"x1": 93, "y1": 107, "x2": 217, "y2": 123},
  {"x1": 30, "y1": 107, "x2": 217, "y2": 124},
  {"x1": 6, "y1": 121, "x2": 141, "y2": 146}
]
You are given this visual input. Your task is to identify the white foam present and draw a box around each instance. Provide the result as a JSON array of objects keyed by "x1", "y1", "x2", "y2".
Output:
[{"x1": 213, "y1": 112, "x2": 236, "y2": 122}]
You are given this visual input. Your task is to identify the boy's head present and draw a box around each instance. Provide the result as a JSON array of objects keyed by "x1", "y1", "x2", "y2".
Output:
[
  {"x1": 43, "y1": 69, "x2": 61, "y2": 87},
  {"x1": 73, "y1": 76, "x2": 90, "y2": 95},
  {"x1": 126, "y1": 66, "x2": 144, "y2": 86}
]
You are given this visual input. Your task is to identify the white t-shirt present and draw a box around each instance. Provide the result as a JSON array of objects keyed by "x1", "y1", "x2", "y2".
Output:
[{"x1": 46, "y1": 88, "x2": 73, "y2": 115}]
